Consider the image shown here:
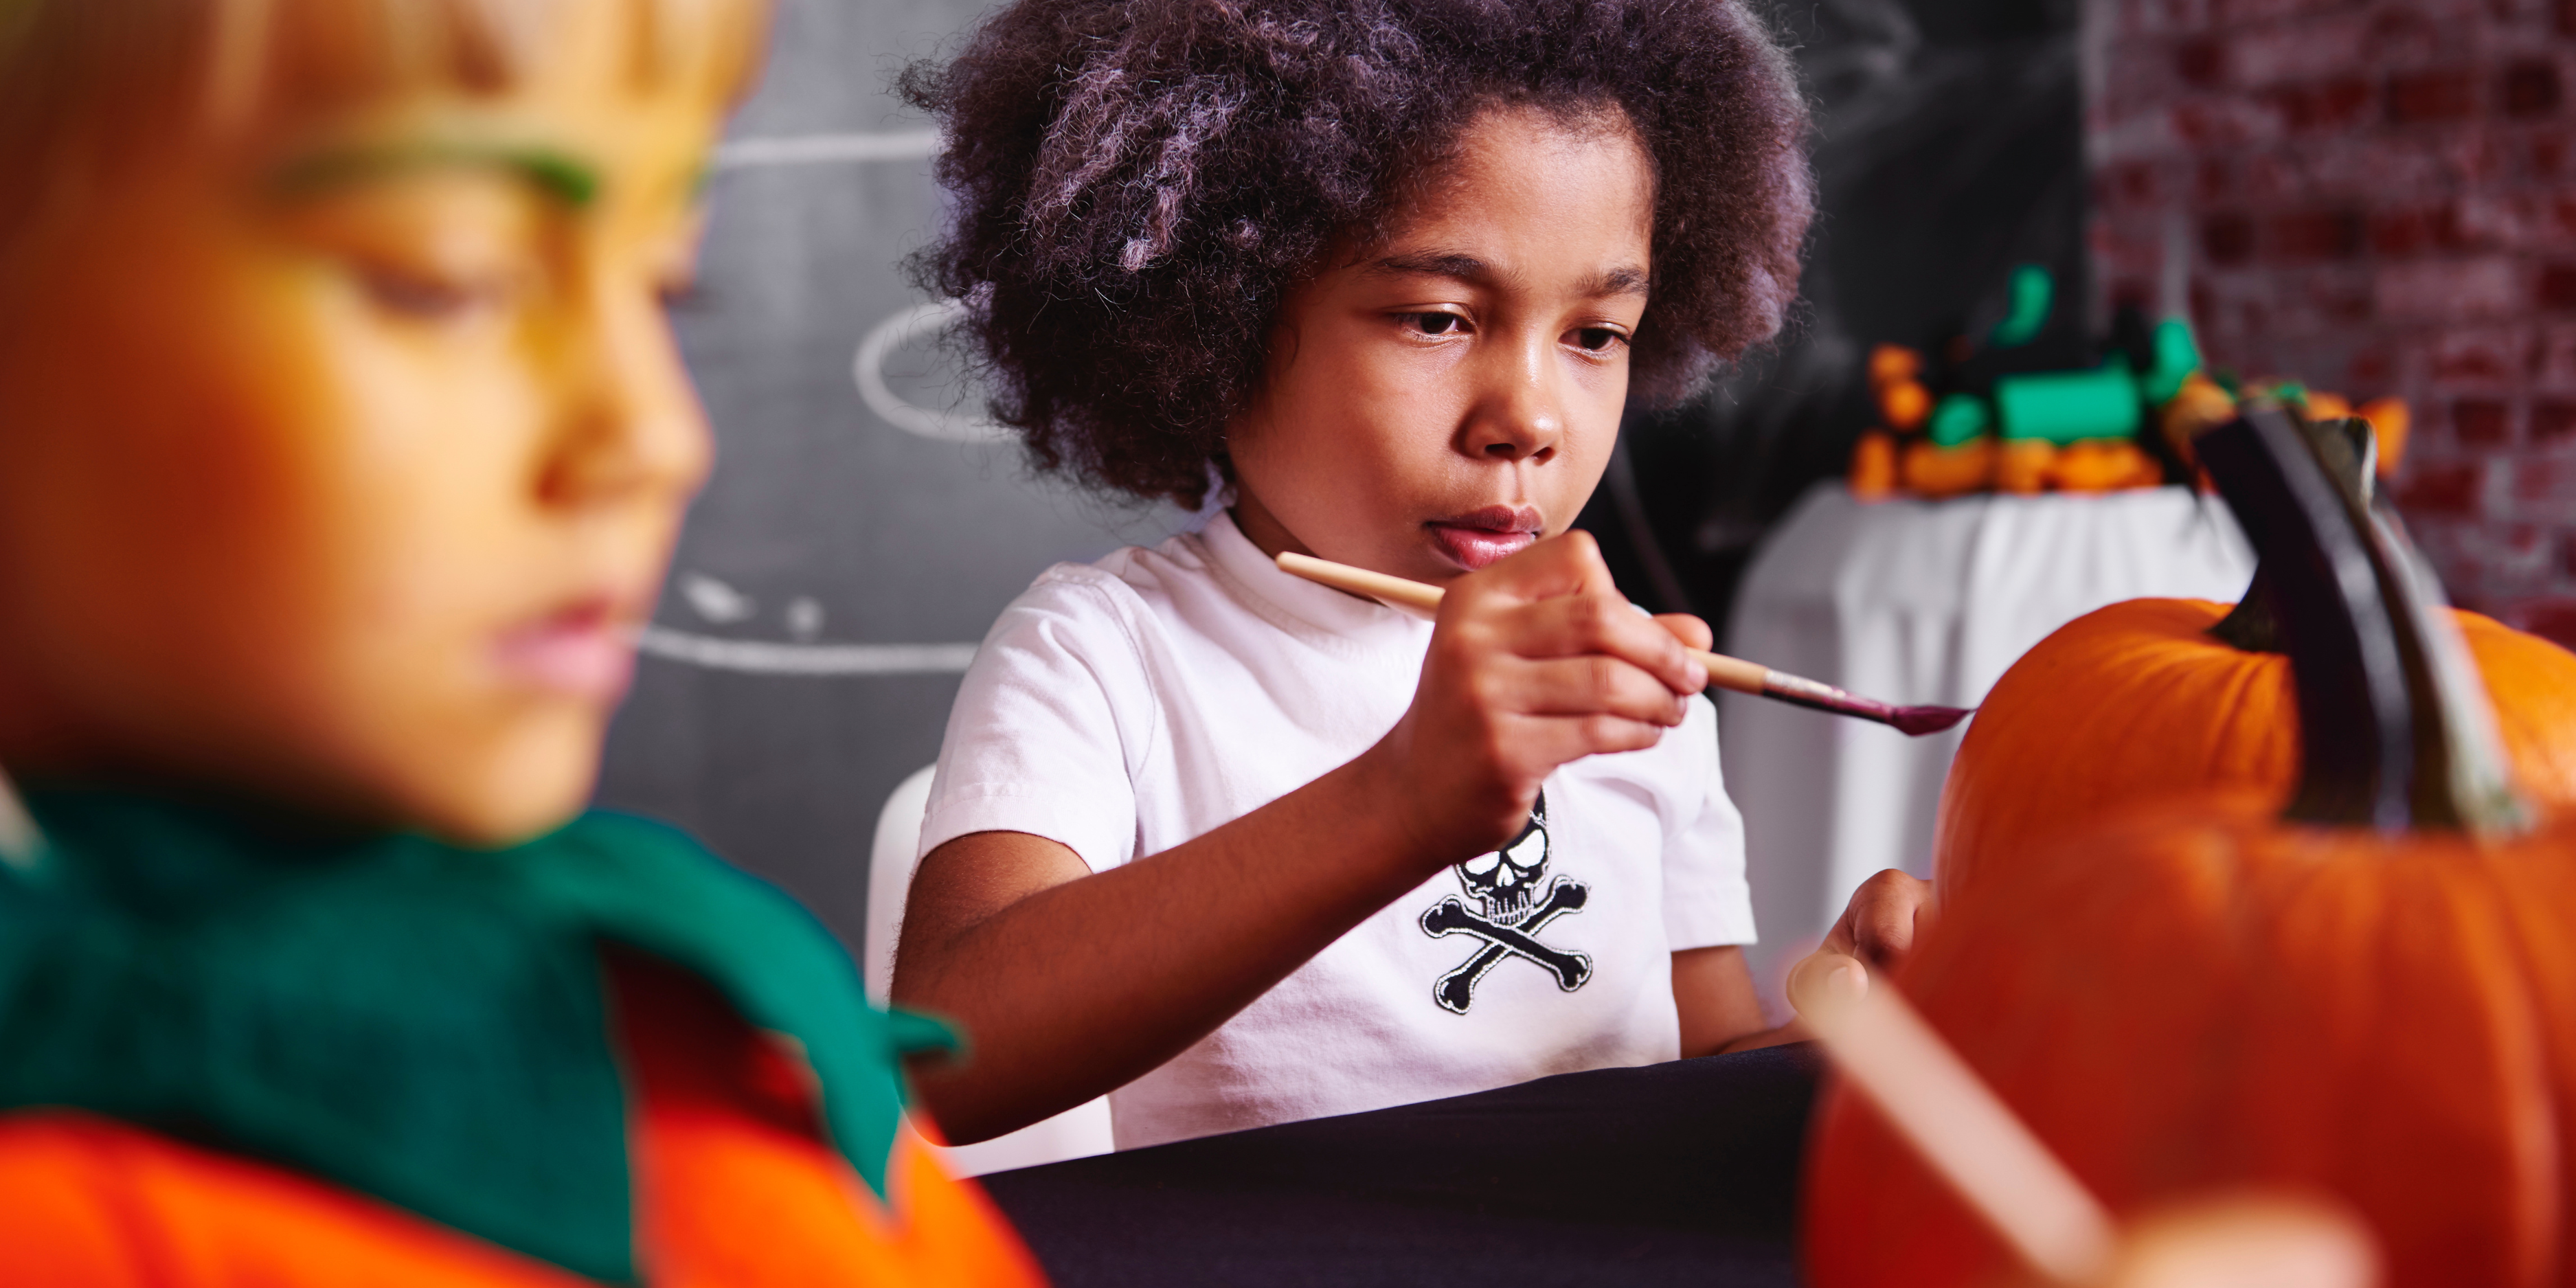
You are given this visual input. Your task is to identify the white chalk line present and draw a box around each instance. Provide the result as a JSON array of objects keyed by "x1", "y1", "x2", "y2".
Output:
[
  {"x1": 637, "y1": 625, "x2": 977, "y2": 676},
  {"x1": 676, "y1": 129, "x2": 989, "y2": 678},
  {"x1": 705, "y1": 133, "x2": 1005, "y2": 443},
  {"x1": 854, "y1": 299, "x2": 1011, "y2": 443},
  {"x1": 714, "y1": 130, "x2": 942, "y2": 169}
]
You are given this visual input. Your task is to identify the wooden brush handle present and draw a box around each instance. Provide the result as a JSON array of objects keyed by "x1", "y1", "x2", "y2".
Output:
[
  {"x1": 0, "y1": 766, "x2": 45, "y2": 871},
  {"x1": 1274, "y1": 552, "x2": 1772, "y2": 696},
  {"x1": 1790, "y1": 951, "x2": 2120, "y2": 1286},
  {"x1": 1694, "y1": 651, "x2": 1772, "y2": 697},
  {"x1": 1275, "y1": 552, "x2": 1443, "y2": 613}
]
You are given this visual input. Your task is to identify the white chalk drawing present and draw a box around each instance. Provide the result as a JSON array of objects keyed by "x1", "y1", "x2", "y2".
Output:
[
  {"x1": 714, "y1": 129, "x2": 942, "y2": 170},
  {"x1": 651, "y1": 572, "x2": 975, "y2": 676},
  {"x1": 679, "y1": 572, "x2": 758, "y2": 624},
  {"x1": 637, "y1": 626, "x2": 978, "y2": 677},
  {"x1": 785, "y1": 596, "x2": 826, "y2": 642},
  {"x1": 716, "y1": 135, "x2": 1004, "y2": 443},
  {"x1": 853, "y1": 299, "x2": 1009, "y2": 443},
  {"x1": 644, "y1": 131, "x2": 992, "y2": 678}
]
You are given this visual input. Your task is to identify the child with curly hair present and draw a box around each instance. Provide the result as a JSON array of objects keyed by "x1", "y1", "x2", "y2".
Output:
[{"x1": 895, "y1": 0, "x2": 1928, "y2": 1150}]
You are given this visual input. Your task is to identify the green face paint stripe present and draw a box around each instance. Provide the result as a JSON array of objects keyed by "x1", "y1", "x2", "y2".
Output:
[
  {"x1": 515, "y1": 151, "x2": 602, "y2": 207},
  {"x1": 270, "y1": 144, "x2": 603, "y2": 209}
]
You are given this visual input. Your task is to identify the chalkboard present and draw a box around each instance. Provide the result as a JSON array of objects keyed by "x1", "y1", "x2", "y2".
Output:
[{"x1": 596, "y1": 0, "x2": 1189, "y2": 950}]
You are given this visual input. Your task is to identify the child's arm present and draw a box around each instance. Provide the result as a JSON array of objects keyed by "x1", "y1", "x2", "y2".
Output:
[
  {"x1": 1673, "y1": 945, "x2": 1772, "y2": 1055},
  {"x1": 1673, "y1": 870, "x2": 1936, "y2": 1056},
  {"x1": 894, "y1": 532, "x2": 1709, "y2": 1143}
]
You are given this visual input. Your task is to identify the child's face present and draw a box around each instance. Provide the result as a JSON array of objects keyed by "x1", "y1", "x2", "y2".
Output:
[
  {"x1": 0, "y1": 5, "x2": 725, "y2": 844},
  {"x1": 1228, "y1": 104, "x2": 1656, "y2": 584}
]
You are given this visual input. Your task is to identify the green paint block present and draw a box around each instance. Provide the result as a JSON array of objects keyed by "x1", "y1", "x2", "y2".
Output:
[
  {"x1": 1996, "y1": 364, "x2": 2143, "y2": 444},
  {"x1": 2141, "y1": 317, "x2": 2202, "y2": 405},
  {"x1": 1987, "y1": 264, "x2": 2054, "y2": 349},
  {"x1": 1927, "y1": 393, "x2": 1992, "y2": 447}
]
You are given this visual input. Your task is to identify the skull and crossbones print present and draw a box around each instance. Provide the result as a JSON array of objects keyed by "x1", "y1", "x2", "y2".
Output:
[{"x1": 1418, "y1": 791, "x2": 1593, "y2": 1014}]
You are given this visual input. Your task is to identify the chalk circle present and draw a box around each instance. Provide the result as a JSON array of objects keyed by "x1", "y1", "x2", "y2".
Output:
[{"x1": 853, "y1": 299, "x2": 1011, "y2": 444}]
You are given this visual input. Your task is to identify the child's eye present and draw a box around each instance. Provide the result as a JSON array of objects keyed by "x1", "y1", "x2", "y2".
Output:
[
  {"x1": 1570, "y1": 326, "x2": 1629, "y2": 353},
  {"x1": 657, "y1": 275, "x2": 713, "y2": 313},
  {"x1": 1401, "y1": 311, "x2": 1468, "y2": 337},
  {"x1": 356, "y1": 263, "x2": 513, "y2": 321}
]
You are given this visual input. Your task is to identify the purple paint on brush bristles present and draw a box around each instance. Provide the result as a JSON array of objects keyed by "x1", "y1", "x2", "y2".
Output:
[
  {"x1": 1759, "y1": 675, "x2": 1972, "y2": 737},
  {"x1": 1884, "y1": 704, "x2": 1974, "y2": 736}
]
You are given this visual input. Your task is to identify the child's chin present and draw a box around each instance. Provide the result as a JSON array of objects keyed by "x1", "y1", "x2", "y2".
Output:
[{"x1": 402, "y1": 729, "x2": 603, "y2": 848}]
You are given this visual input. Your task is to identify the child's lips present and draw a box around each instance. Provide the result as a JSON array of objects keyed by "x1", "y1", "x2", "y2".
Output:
[
  {"x1": 1427, "y1": 506, "x2": 1543, "y2": 572},
  {"x1": 1428, "y1": 525, "x2": 1536, "y2": 570},
  {"x1": 494, "y1": 599, "x2": 636, "y2": 700}
]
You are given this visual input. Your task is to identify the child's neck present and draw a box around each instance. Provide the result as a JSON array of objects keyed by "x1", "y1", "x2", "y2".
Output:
[{"x1": 1225, "y1": 489, "x2": 1313, "y2": 565}]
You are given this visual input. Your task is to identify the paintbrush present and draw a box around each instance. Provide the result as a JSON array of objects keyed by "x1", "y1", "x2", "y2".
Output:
[{"x1": 1274, "y1": 551, "x2": 1971, "y2": 737}]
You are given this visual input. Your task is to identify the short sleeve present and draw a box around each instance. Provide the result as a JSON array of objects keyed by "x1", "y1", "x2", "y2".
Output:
[
  {"x1": 1661, "y1": 697, "x2": 1756, "y2": 949},
  {"x1": 917, "y1": 572, "x2": 1154, "y2": 873}
]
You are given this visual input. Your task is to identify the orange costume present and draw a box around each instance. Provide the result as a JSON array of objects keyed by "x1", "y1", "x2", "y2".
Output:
[{"x1": 0, "y1": 793, "x2": 1043, "y2": 1287}]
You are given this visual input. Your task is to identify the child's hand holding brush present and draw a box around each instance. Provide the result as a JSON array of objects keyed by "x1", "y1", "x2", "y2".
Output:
[{"x1": 1364, "y1": 530, "x2": 1712, "y2": 861}]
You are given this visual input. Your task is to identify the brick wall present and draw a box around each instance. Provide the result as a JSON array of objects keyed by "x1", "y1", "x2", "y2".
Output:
[{"x1": 2088, "y1": 0, "x2": 2576, "y2": 640}]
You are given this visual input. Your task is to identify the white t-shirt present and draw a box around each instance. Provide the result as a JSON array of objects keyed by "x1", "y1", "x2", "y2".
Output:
[{"x1": 919, "y1": 512, "x2": 1756, "y2": 1149}]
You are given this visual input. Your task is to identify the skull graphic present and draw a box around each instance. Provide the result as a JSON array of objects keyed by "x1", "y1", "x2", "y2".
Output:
[
  {"x1": 1454, "y1": 792, "x2": 1548, "y2": 924},
  {"x1": 1421, "y1": 791, "x2": 1590, "y2": 1013}
]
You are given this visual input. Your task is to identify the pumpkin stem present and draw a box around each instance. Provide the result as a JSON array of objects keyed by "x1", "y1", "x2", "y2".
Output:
[
  {"x1": 2194, "y1": 405, "x2": 2525, "y2": 834},
  {"x1": 2206, "y1": 417, "x2": 2377, "y2": 654}
]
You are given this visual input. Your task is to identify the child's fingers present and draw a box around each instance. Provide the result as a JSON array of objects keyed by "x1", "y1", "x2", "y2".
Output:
[
  {"x1": 1454, "y1": 528, "x2": 1621, "y2": 607},
  {"x1": 1835, "y1": 869, "x2": 1932, "y2": 970},
  {"x1": 1506, "y1": 655, "x2": 1695, "y2": 725},
  {"x1": 1854, "y1": 902, "x2": 1915, "y2": 966},
  {"x1": 1503, "y1": 593, "x2": 1707, "y2": 696},
  {"x1": 1652, "y1": 611, "x2": 1714, "y2": 653},
  {"x1": 1504, "y1": 710, "x2": 1672, "y2": 764}
]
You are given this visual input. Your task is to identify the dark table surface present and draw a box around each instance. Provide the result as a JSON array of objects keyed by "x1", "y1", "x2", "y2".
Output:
[{"x1": 982, "y1": 1043, "x2": 1822, "y2": 1287}]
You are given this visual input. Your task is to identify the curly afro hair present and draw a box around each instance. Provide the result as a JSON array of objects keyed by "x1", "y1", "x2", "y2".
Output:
[{"x1": 904, "y1": 0, "x2": 1813, "y2": 507}]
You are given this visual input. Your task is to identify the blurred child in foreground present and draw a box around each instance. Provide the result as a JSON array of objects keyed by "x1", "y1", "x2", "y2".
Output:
[{"x1": 0, "y1": 1, "x2": 1037, "y2": 1282}]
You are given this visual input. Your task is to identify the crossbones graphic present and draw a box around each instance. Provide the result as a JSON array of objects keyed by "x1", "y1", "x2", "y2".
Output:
[{"x1": 1419, "y1": 793, "x2": 1593, "y2": 1014}]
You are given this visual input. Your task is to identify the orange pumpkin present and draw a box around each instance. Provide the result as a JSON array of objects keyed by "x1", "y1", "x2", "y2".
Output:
[
  {"x1": 1868, "y1": 342, "x2": 1924, "y2": 388},
  {"x1": 1849, "y1": 431, "x2": 1898, "y2": 501},
  {"x1": 1935, "y1": 600, "x2": 2576, "y2": 907},
  {"x1": 1933, "y1": 418, "x2": 2576, "y2": 908},
  {"x1": 2046, "y1": 439, "x2": 2160, "y2": 493},
  {"x1": 2360, "y1": 398, "x2": 2410, "y2": 477},
  {"x1": 1807, "y1": 405, "x2": 2576, "y2": 1288},
  {"x1": 1879, "y1": 380, "x2": 1933, "y2": 432},
  {"x1": 1996, "y1": 440, "x2": 2053, "y2": 494},
  {"x1": 1903, "y1": 438, "x2": 1997, "y2": 498}
]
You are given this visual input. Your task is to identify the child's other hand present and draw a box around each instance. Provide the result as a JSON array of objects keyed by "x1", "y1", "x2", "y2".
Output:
[
  {"x1": 1820, "y1": 869, "x2": 1934, "y2": 975},
  {"x1": 1372, "y1": 530, "x2": 1710, "y2": 863}
]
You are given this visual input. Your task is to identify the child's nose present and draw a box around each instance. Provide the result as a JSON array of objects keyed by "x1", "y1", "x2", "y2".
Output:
[
  {"x1": 536, "y1": 280, "x2": 714, "y2": 510},
  {"x1": 1458, "y1": 341, "x2": 1566, "y2": 464}
]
